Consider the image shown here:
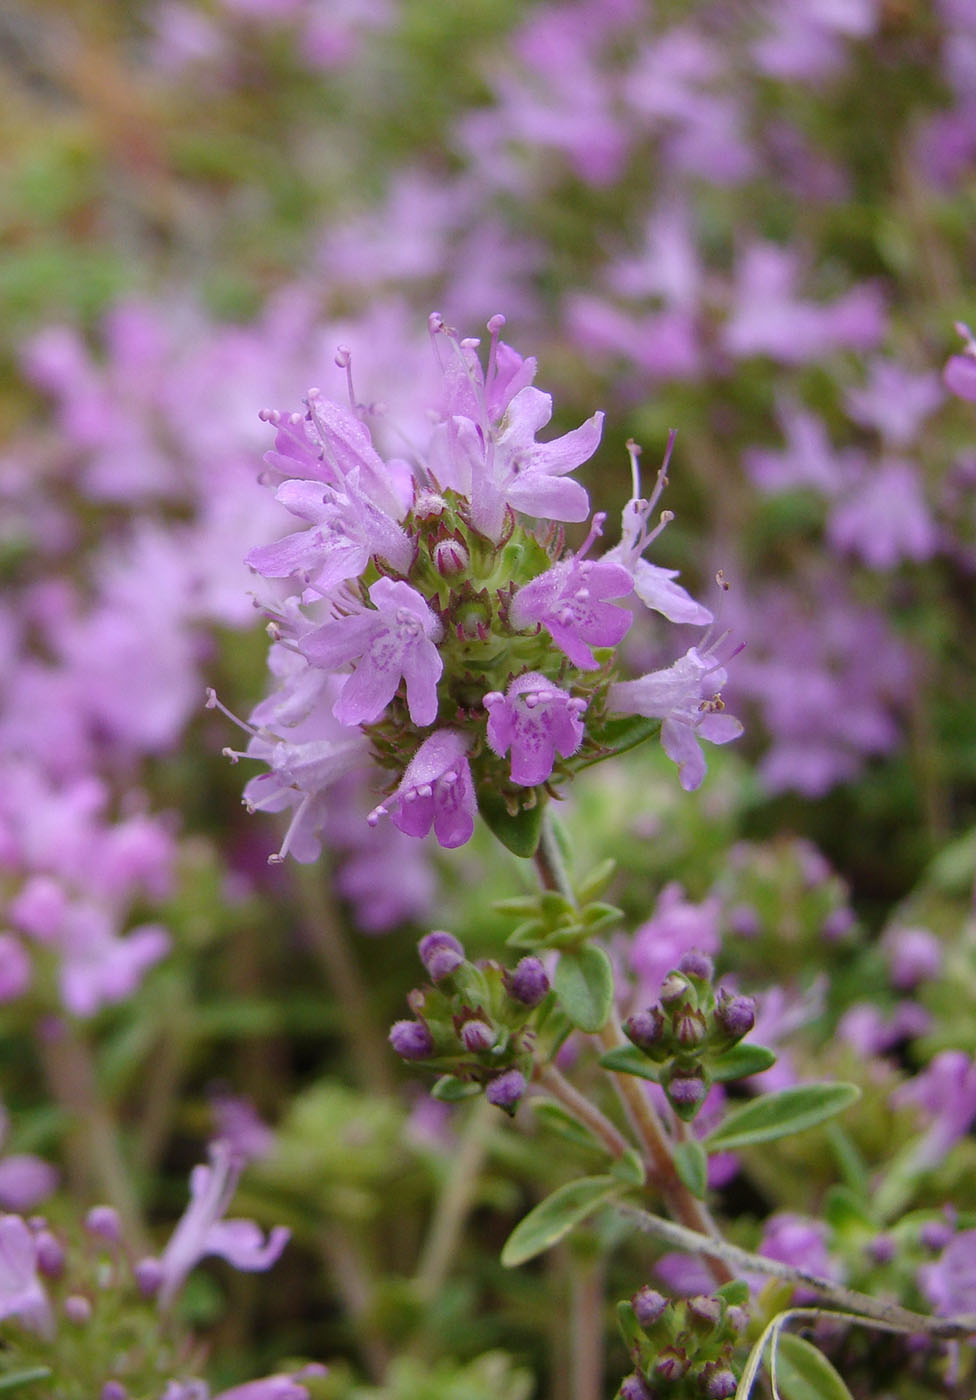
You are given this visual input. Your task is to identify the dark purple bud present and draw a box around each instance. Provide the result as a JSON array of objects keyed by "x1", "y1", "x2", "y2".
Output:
[
  {"x1": 85, "y1": 1205, "x2": 122, "y2": 1245},
  {"x1": 715, "y1": 992, "x2": 756, "y2": 1041},
  {"x1": 867, "y1": 1232, "x2": 896, "y2": 1264},
  {"x1": 619, "y1": 1374, "x2": 655, "y2": 1400},
  {"x1": 101, "y1": 1384, "x2": 129, "y2": 1400},
  {"x1": 64, "y1": 1294, "x2": 92, "y2": 1325},
  {"x1": 35, "y1": 1229, "x2": 64, "y2": 1279},
  {"x1": 667, "y1": 1074, "x2": 706, "y2": 1107},
  {"x1": 134, "y1": 1256, "x2": 164, "y2": 1298},
  {"x1": 687, "y1": 1294, "x2": 721, "y2": 1329},
  {"x1": 822, "y1": 907, "x2": 854, "y2": 941},
  {"x1": 418, "y1": 931, "x2": 465, "y2": 982},
  {"x1": 659, "y1": 973, "x2": 688, "y2": 1006},
  {"x1": 506, "y1": 956, "x2": 550, "y2": 1006},
  {"x1": 703, "y1": 1367, "x2": 737, "y2": 1399},
  {"x1": 654, "y1": 1348, "x2": 687, "y2": 1382},
  {"x1": 631, "y1": 1285, "x2": 668, "y2": 1328},
  {"x1": 389, "y1": 1019, "x2": 435, "y2": 1060},
  {"x1": 678, "y1": 949, "x2": 713, "y2": 981},
  {"x1": 485, "y1": 1068, "x2": 527, "y2": 1113},
  {"x1": 673, "y1": 1005, "x2": 707, "y2": 1049},
  {"x1": 624, "y1": 1006, "x2": 666, "y2": 1051},
  {"x1": 460, "y1": 1019, "x2": 495, "y2": 1053},
  {"x1": 921, "y1": 1219, "x2": 954, "y2": 1252}
]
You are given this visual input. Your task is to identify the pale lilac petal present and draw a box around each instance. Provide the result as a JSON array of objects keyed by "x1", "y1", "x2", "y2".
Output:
[
  {"x1": 661, "y1": 718, "x2": 708, "y2": 791},
  {"x1": 632, "y1": 561, "x2": 713, "y2": 625},
  {"x1": 204, "y1": 1219, "x2": 291, "y2": 1272}
]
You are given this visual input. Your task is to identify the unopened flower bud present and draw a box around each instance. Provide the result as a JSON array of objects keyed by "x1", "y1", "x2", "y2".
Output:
[
  {"x1": 64, "y1": 1294, "x2": 92, "y2": 1325},
  {"x1": 35, "y1": 1229, "x2": 64, "y2": 1278},
  {"x1": 434, "y1": 537, "x2": 469, "y2": 577},
  {"x1": 703, "y1": 1366, "x2": 737, "y2": 1399},
  {"x1": 726, "y1": 1305, "x2": 749, "y2": 1334},
  {"x1": 654, "y1": 1348, "x2": 687, "y2": 1382},
  {"x1": 659, "y1": 973, "x2": 688, "y2": 1006},
  {"x1": 134, "y1": 1256, "x2": 164, "y2": 1298},
  {"x1": 673, "y1": 1005, "x2": 707, "y2": 1049},
  {"x1": 678, "y1": 949, "x2": 713, "y2": 981},
  {"x1": 413, "y1": 490, "x2": 447, "y2": 520},
  {"x1": 921, "y1": 1219, "x2": 953, "y2": 1252},
  {"x1": 632, "y1": 1285, "x2": 668, "y2": 1327},
  {"x1": 389, "y1": 1019, "x2": 435, "y2": 1060},
  {"x1": 485, "y1": 1068, "x2": 527, "y2": 1113},
  {"x1": 85, "y1": 1205, "x2": 122, "y2": 1245},
  {"x1": 624, "y1": 1006, "x2": 666, "y2": 1051},
  {"x1": 418, "y1": 931, "x2": 465, "y2": 982},
  {"x1": 714, "y1": 992, "x2": 755, "y2": 1041},
  {"x1": 505, "y1": 956, "x2": 550, "y2": 1006},
  {"x1": 619, "y1": 1374, "x2": 655, "y2": 1400},
  {"x1": 867, "y1": 1233, "x2": 896, "y2": 1264},
  {"x1": 667, "y1": 1072, "x2": 706, "y2": 1110},
  {"x1": 101, "y1": 1383, "x2": 128, "y2": 1400},
  {"x1": 687, "y1": 1294, "x2": 721, "y2": 1329},
  {"x1": 460, "y1": 1019, "x2": 495, "y2": 1053}
]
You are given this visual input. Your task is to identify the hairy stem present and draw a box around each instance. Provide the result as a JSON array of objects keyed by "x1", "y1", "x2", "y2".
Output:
[
  {"x1": 535, "y1": 1063, "x2": 630, "y2": 1159},
  {"x1": 618, "y1": 1205, "x2": 976, "y2": 1340},
  {"x1": 533, "y1": 813, "x2": 732, "y2": 1285}
]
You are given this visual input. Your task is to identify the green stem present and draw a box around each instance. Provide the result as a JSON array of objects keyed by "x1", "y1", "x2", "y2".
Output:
[
  {"x1": 292, "y1": 862, "x2": 396, "y2": 1096},
  {"x1": 39, "y1": 1019, "x2": 147, "y2": 1256},
  {"x1": 533, "y1": 813, "x2": 733, "y2": 1285},
  {"x1": 413, "y1": 1096, "x2": 494, "y2": 1304},
  {"x1": 618, "y1": 1205, "x2": 976, "y2": 1340}
]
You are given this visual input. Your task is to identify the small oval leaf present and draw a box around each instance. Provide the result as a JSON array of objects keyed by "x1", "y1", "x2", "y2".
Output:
[
  {"x1": 710, "y1": 1043, "x2": 777, "y2": 1083},
  {"x1": 501, "y1": 1175, "x2": 620, "y2": 1267},
  {"x1": 610, "y1": 1147, "x2": 646, "y2": 1188},
  {"x1": 477, "y1": 789, "x2": 545, "y2": 857},
  {"x1": 774, "y1": 1332, "x2": 855, "y2": 1400},
  {"x1": 554, "y1": 946, "x2": 615, "y2": 1033},
  {"x1": 0, "y1": 1372, "x2": 53, "y2": 1394},
  {"x1": 598, "y1": 1045, "x2": 661, "y2": 1082},
  {"x1": 673, "y1": 1138, "x2": 708, "y2": 1199},
  {"x1": 431, "y1": 1075, "x2": 481, "y2": 1102},
  {"x1": 705, "y1": 1083, "x2": 860, "y2": 1152}
]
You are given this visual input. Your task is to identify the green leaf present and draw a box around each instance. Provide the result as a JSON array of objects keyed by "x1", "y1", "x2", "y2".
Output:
[
  {"x1": 574, "y1": 714, "x2": 661, "y2": 770},
  {"x1": 477, "y1": 789, "x2": 545, "y2": 857},
  {"x1": 575, "y1": 858, "x2": 617, "y2": 904},
  {"x1": 673, "y1": 1139, "x2": 708, "y2": 1198},
  {"x1": 710, "y1": 1043, "x2": 777, "y2": 1082},
  {"x1": 431, "y1": 1076, "x2": 481, "y2": 1102},
  {"x1": 0, "y1": 1373, "x2": 53, "y2": 1394},
  {"x1": 531, "y1": 1100, "x2": 606, "y2": 1153},
  {"x1": 610, "y1": 1147, "x2": 646, "y2": 1188},
  {"x1": 773, "y1": 1333, "x2": 855, "y2": 1400},
  {"x1": 616, "y1": 1300, "x2": 644, "y2": 1354},
  {"x1": 501, "y1": 1175, "x2": 620, "y2": 1267},
  {"x1": 598, "y1": 1045, "x2": 661, "y2": 1082},
  {"x1": 554, "y1": 946, "x2": 615, "y2": 1032},
  {"x1": 705, "y1": 1083, "x2": 860, "y2": 1152},
  {"x1": 717, "y1": 1279, "x2": 750, "y2": 1308}
]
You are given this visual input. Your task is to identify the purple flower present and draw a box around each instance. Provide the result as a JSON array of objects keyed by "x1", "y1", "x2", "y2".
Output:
[
  {"x1": 609, "y1": 644, "x2": 743, "y2": 790},
  {"x1": 602, "y1": 438, "x2": 712, "y2": 626},
  {"x1": 485, "y1": 1068, "x2": 527, "y2": 1112},
  {"x1": 300, "y1": 578, "x2": 444, "y2": 726},
  {"x1": 418, "y1": 930, "x2": 465, "y2": 981},
  {"x1": 368, "y1": 729, "x2": 476, "y2": 849},
  {"x1": 919, "y1": 1231, "x2": 976, "y2": 1316},
  {"x1": 0, "y1": 1215, "x2": 52, "y2": 1336},
  {"x1": 630, "y1": 883, "x2": 722, "y2": 1002},
  {"x1": 154, "y1": 1142, "x2": 290, "y2": 1308},
  {"x1": 505, "y1": 956, "x2": 550, "y2": 1006},
  {"x1": 884, "y1": 927, "x2": 942, "y2": 991},
  {"x1": 509, "y1": 517, "x2": 634, "y2": 669},
  {"x1": 890, "y1": 1052, "x2": 976, "y2": 1165},
  {"x1": 760, "y1": 1213, "x2": 837, "y2": 1283},
  {"x1": 484, "y1": 672, "x2": 587, "y2": 786},
  {"x1": 827, "y1": 459, "x2": 937, "y2": 570}
]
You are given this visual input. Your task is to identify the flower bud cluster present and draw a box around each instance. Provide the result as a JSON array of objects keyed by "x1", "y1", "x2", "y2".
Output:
[
  {"x1": 624, "y1": 954, "x2": 756, "y2": 1121},
  {"x1": 616, "y1": 1283, "x2": 748, "y2": 1400},
  {"x1": 231, "y1": 314, "x2": 738, "y2": 862},
  {"x1": 388, "y1": 931, "x2": 552, "y2": 1115}
]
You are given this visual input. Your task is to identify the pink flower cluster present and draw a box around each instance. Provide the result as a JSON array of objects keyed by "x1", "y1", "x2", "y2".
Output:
[{"x1": 235, "y1": 314, "x2": 741, "y2": 857}]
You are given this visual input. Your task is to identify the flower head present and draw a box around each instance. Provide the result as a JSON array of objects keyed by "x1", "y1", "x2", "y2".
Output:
[{"x1": 484, "y1": 672, "x2": 587, "y2": 785}]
